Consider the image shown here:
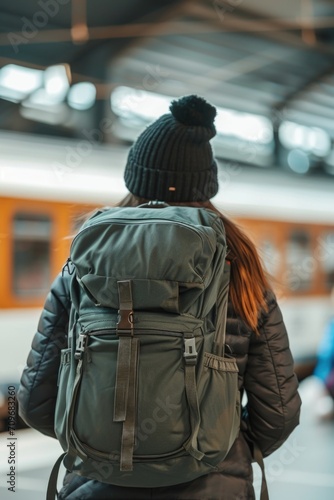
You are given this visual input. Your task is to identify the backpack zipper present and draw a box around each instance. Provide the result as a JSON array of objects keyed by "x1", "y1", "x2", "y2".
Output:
[{"x1": 85, "y1": 329, "x2": 202, "y2": 337}]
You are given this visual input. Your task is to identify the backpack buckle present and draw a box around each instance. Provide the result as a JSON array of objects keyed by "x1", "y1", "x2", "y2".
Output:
[
  {"x1": 183, "y1": 337, "x2": 198, "y2": 365},
  {"x1": 75, "y1": 334, "x2": 87, "y2": 360},
  {"x1": 117, "y1": 280, "x2": 134, "y2": 335}
]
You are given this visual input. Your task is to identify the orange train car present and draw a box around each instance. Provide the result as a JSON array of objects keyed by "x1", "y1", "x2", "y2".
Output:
[{"x1": 0, "y1": 196, "x2": 94, "y2": 309}]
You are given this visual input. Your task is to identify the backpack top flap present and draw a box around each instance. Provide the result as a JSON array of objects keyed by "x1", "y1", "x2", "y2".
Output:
[{"x1": 70, "y1": 206, "x2": 227, "y2": 317}]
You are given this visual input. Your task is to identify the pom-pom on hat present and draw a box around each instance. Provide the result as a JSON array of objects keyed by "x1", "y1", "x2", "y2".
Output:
[{"x1": 124, "y1": 95, "x2": 219, "y2": 202}]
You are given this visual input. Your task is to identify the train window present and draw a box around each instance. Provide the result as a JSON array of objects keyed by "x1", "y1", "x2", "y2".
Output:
[
  {"x1": 286, "y1": 229, "x2": 313, "y2": 291},
  {"x1": 319, "y1": 231, "x2": 334, "y2": 290},
  {"x1": 12, "y1": 213, "x2": 51, "y2": 297}
]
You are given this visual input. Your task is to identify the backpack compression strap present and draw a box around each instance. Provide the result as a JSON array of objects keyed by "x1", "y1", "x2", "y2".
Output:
[
  {"x1": 183, "y1": 334, "x2": 204, "y2": 461},
  {"x1": 113, "y1": 280, "x2": 140, "y2": 472},
  {"x1": 213, "y1": 261, "x2": 230, "y2": 357}
]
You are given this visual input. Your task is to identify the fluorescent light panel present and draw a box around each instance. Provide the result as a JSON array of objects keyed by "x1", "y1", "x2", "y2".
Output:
[
  {"x1": 279, "y1": 121, "x2": 331, "y2": 157},
  {"x1": 67, "y1": 82, "x2": 96, "y2": 110},
  {"x1": 0, "y1": 64, "x2": 43, "y2": 101},
  {"x1": 111, "y1": 86, "x2": 274, "y2": 144}
]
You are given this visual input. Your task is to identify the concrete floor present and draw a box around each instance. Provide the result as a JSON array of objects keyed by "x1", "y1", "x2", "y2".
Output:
[{"x1": 1, "y1": 384, "x2": 333, "y2": 500}]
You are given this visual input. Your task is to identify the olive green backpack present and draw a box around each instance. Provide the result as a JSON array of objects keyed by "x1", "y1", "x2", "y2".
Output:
[{"x1": 47, "y1": 203, "x2": 243, "y2": 498}]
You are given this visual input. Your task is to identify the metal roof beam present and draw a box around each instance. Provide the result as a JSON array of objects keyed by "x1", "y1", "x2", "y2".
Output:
[{"x1": 187, "y1": 1, "x2": 334, "y2": 56}]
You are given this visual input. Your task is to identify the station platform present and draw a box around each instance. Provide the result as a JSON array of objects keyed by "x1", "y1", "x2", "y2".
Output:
[{"x1": 1, "y1": 380, "x2": 333, "y2": 500}]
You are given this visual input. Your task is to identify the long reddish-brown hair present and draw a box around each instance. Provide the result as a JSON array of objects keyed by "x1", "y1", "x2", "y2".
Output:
[{"x1": 116, "y1": 193, "x2": 272, "y2": 332}]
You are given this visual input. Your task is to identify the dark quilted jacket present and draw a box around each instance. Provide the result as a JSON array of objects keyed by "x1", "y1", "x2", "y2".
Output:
[{"x1": 18, "y1": 267, "x2": 301, "y2": 500}]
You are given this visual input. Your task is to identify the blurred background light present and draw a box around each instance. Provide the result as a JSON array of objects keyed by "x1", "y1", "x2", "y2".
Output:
[
  {"x1": 111, "y1": 86, "x2": 171, "y2": 122},
  {"x1": 25, "y1": 89, "x2": 61, "y2": 107},
  {"x1": 67, "y1": 82, "x2": 97, "y2": 110},
  {"x1": 287, "y1": 149, "x2": 311, "y2": 174},
  {"x1": 215, "y1": 109, "x2": 273, "y2": 145},
  {"x1": 0, "y1": 64, "x2": 43, "y2": 102},
  {"x1": 18, "y1": 64, "x2": 71, "y2": 124},
  {"x1": 111, "y1": 86, "x2": 273, "y2": 145},
  {"x1": 20, "y1": 102, "x2": 69, "y2": 125},
  {"x1": 44, "y1": 64, "x2": 71, "y2": 102},
  {"x1": 279, "y1": 121, "x2": 331, "y2": 157}
]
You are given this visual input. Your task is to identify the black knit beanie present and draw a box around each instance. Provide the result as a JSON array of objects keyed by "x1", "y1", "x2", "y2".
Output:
[{"x1": 124, "y1": 95, "x2": 219, "y2": 202}]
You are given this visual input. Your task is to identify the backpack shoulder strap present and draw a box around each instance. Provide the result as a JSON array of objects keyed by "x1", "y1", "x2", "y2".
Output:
[
  {"x1": 213, "y1": 260, "x2": 231, "y2": 357},
  {"x1": 254, "y1": 443, "x2": 269, "y2": 500},
  {"x1": 46, "y1": 452, "x2": 66, "y2": 500}
]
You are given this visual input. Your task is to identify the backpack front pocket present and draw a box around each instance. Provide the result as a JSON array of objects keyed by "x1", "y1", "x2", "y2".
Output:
[{"x1": 71, "y1": 331, "x2": 199, "y2": 461}]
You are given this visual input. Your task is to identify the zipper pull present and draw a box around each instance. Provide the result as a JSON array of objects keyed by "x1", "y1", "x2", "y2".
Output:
[{"x1": 62, "y1": 257, "x2": 75, "y2": 276}]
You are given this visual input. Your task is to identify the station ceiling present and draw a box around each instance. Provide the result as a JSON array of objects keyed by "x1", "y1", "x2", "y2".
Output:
[{"x1": 1, "y1": 0, "x2": 334, "y2": 175}]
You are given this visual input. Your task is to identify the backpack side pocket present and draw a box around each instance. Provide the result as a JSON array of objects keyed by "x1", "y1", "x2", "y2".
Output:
[{"x1": 197, "y1": 352, "x2": 240, "y2": 466}]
